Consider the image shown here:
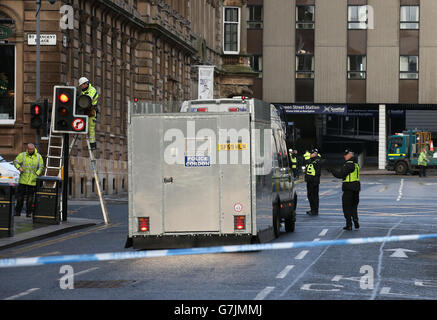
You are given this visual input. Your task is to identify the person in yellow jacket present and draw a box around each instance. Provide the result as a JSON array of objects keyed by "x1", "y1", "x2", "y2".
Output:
[
  {"x1": 79, "y1": 76, "x2": 99, "y2": 150},
  {"x1": 13, "y1": 143, "x2": 44, "y2": 217},
  {"x1": 418, "y1": 147, "x2": 429, "y2": 178}
]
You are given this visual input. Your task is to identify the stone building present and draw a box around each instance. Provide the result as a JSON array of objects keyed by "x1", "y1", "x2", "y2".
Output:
[{"x1": 0, "y1": 0, "x2": 256, "y2": 198}]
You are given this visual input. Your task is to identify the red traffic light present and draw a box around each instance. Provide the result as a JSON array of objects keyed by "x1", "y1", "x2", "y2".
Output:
[
  {"x1": 58, "y1": 93, "x2": 69, "y2": 103},
  {"x1": 32, "y1": 105, "x2": 40, "y2": 115}
]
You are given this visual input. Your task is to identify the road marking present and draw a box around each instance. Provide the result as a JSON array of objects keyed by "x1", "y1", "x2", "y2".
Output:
[
  {"x1": 295, "y1": 250, "x2": 309, "y2": 260},
  {"x1": 313, "y1": 238, "x2": 321, "y2": 242},
  {"x1": 57, "y1": 267, "x2": 99, "y2": 280},
  {"x1": 254, "y1": 286, "x2": 275, "y2": 300},
  {"x1": 396, "y1": 179, "x2": 404, "y2": 202},
  {"x1": 278, "y1": 231, "x2": 345, "y2": 298},
  {"x1": 385, "y1": 248, "x2": 416, "y2": 258},
  {"x1": 370, "y1": 220, "x2": 403, "y2": 300},
  {"x1": 276, "y1": 265, "x2": 294, "y2": 279},
  {"x1": 319, "y1": 229, "x2": 328, "y2": 237},
  {"x1": 4, "y1": 288, "x2": 40, "y2": 300}
]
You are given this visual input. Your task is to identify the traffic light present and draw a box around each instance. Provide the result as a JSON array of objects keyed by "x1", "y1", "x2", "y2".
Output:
[
  {"x1": 52, "y1": 86, "x2": 88, "y2": 134},
  {"x1": 30, "y1": 102, "x2": 43, "y2": 129}
]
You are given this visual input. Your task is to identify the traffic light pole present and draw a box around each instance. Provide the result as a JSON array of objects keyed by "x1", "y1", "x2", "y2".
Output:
[
  {"x1": 62, "y1": 133, "x2": 69, "y2": 221},
  {"x1": 35, "y1": 0, "x2": 41, "y2": 150}
]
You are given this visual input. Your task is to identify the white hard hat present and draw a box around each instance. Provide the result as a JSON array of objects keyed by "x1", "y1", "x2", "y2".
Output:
[
  {"x1": 289, "y1": 149, "x2": 292, "y2": 152},
  {"x1": 78, "y1": 77, "x2": 89, "y2": 86}
]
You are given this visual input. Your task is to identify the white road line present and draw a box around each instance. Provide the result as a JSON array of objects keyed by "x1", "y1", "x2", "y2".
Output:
[
  {"x1": 276, "y1": 265, "x2": 294, "y2": 279},
  {"x1": 396, "y1": 179, "x2": 404, "y2": 202},
  {"x1": 254, "y1": 286, "x2": 275, "y2": 300},
  {"x1": 370, "y1": 219, "x2": 403, "y2": 300},
  {"x1": 278, "y1": 231, "x2": 345, "y2": 298},
  {"x1": 319, "y1": 229, "x2": 329, "y2": 237},
  {"x1": 4, "y1": 288, "x2": 40, "y2": 300},
  {"x1": 295, "y1": 250, "x2": 309, "y2": 260},
  {"x1": 313, "y1": 238, "x2": 321, "y2": 242},
  {"x1": 57, "y1": 267, "x2": 100, "y2": 280}
]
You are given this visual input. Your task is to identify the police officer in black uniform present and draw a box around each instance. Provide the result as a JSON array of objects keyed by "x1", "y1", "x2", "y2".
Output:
[
  {"x1": 305, "y1": 149, "x2": 321, "y2": 216},
  {"x1": 328, "y1": 149, "x2": 360, "y2": 230}
]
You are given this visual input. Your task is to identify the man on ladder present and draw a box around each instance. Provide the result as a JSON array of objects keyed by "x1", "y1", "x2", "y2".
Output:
[{"x1": 78, "y1": 77, "x2": 98, "y2": 150}]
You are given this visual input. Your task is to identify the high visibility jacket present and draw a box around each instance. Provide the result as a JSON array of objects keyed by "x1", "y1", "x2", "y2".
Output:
[
  {"x1": 343, "y1": 161, "x2": 360, "y2": 183},
  {"x1": 13, "y1": 150, "x2": 44, "y2": 186},
  {"x1": 305, "y1": 158, "x2": 321, "y2": 184},
  {"x1": 290, "y1": 153, "x2": 297, "y2": 168},
  {"x1": 81, "y1": 83, "x2": 99, "y2": 106},
  {"x1": 418, "y1": 152, "x2": 429, "y2": 166},
  {"x1": 304, "y1": 152, "x2": 311, "y2": 160}
]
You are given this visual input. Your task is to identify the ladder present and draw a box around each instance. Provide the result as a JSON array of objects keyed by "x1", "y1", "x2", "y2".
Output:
[{"x1": 43, "y1": 132, "x2": 110, "y2": 224}]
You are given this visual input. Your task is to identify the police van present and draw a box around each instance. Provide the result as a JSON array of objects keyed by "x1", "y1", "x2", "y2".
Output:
[{"x1": 126, "y1": 97, "x2": 297, "y2": 249}]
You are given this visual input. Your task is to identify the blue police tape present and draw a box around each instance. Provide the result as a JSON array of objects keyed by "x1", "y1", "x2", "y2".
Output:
[{"x1": 2, "y1": 233, "x2": 437, "y2": 268}]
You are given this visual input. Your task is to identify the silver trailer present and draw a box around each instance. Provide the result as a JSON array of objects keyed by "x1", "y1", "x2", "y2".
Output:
[{"x1": 126, "y1": 98, "x2": 297, "y2": 249}]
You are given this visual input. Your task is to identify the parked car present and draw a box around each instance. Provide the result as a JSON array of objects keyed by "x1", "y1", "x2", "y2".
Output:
[{"x1": 0, "y1": 155, "x2": 20, "y2": 184}]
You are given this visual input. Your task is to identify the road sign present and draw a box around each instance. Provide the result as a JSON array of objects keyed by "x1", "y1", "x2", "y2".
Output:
[
  {"x1": 72, "y1": 118, "x2": 85, "y2": 131},
  {"x1": 27, "y1": 34, "x2": 57, "y2": 45}
]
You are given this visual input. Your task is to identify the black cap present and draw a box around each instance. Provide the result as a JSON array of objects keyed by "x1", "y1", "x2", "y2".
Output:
[
  {"x1": 311, "y1": 148, "x2": 318, "y2": 154},
  {"x1": 344, "y1": 149, "x2": 352, "y2": 155}
]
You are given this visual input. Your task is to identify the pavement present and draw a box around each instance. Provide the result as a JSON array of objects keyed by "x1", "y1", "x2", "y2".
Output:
[
  {"x1": 0, "y1": 169, "x2": 403, "y2": 252},
  {"x1": 0, "y1": 193, "x2": 128, "y2": 251}
]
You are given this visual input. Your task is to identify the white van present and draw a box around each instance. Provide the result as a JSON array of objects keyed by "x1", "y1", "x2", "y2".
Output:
[{"x1": 126, "y1": 97, "x2": 297, "y2": 249}]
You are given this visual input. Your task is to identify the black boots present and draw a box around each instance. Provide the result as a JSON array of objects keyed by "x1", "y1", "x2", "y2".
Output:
[
  {"x1": 90, "y1": 142, "x2": 97, "y2": 150},
  {"x1": 343, "y1": 225, "x2": 352, "y2": 231},
  {"x1": 306, "y1": 210, "x2": 318, "y2": 216},
  {"x1": 353, "y1": 219, "x2": 360, "y2": 229}
]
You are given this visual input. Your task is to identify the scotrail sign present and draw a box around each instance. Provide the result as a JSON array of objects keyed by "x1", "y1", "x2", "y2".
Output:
[{"x1": 276, "y1": 104, "x2": 347, "y2": 115}]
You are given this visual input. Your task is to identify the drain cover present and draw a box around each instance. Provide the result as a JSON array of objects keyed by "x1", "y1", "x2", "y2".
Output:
[{"x1": 74, "y1": 280, "x2": 136, "y2": 289}]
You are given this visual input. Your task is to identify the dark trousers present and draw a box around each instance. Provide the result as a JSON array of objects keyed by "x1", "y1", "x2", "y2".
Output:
[
  {"x1": 342, "y1": 190, "x2": 359, "y2": 226},
  {"x1": 15, "y1": 184, "x2": 36, "y2": 216},
  {"x1": 292, "y1": 168, "x2": 298, "y2": 178},
  {"x1": 307, "y1": 183, "x2": 319, "y2": 214},
  {"x1": 419, "y1": 165, "x2": 426, "y2": 177}
]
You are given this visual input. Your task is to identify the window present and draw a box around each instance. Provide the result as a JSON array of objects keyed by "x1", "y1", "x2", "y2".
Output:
[
  {"x1": 400, "y1": 6, "x2": 419, "y2": 29},
  {"x1": 247, "y1": 5, "x2": 263, "y2": 29},
  {"x1": 296, "y1": 55, "x2": 314, "y2": 79},
  {"x1": 223, "y1": 7, "x2": 240, "y2": 54},
  {"x1": 296, "y1": 6, "x2": 314, "y2": 29},
  {"x1": 348, "y1": 55, "x2": 366, "y2": 79},
  {"x1": 0, "y1": 44, "x2": 15, "y2": 123},
  {"x1": 348, "y1": 6, "x2": 368, "y2": 29},
  {"x1": 400, "y1": 56, "x2": 418, "y2": 79},
  {"x1": 250, "y1": 55, "x2": 263, "y2": 73}
]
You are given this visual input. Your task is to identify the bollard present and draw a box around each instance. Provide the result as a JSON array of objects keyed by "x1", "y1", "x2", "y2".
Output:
[
  {"x1": 0, "y1": 183, "x2": 15, "y2": 237},
  {"x1": 34, "y1": 176, "x2": 62, "y2": 225}
]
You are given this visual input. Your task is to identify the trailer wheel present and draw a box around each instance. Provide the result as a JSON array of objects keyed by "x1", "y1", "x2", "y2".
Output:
[
  {"x1": 273, "y1": 201, "x2": 281, "y2": 238},
  {"x1": 395, "y1": 161, "x2": 408, "y2": 175}
]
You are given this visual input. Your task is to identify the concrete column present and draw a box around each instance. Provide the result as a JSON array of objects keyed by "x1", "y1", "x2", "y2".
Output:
[{"x1": 378, "y1": 104, "x2": 386, "y2": 170}]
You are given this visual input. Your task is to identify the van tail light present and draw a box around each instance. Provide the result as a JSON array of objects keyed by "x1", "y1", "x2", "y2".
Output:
[
  {"x1": 234, "y1": 215, "x2": 246, "y2": 231},
  {"x1": 138, "y1": 217, "x2": 150, "y2": 232},
  {"x1": 196, "y1": 108, "x2": 207, "y2": 112},
  {"x1": 228, "y1": 107, "x2": 239, "y2": 112}
]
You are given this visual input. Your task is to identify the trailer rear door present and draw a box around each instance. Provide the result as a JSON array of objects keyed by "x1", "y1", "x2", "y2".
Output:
[{"x1": 162, "y1": 117, "x2": 220, "y2": 232}]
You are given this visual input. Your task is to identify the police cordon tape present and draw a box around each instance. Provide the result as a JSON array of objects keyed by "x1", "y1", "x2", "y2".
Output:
[{"x1": 2, "y1": 233, "x2": 437, "y2": 268}]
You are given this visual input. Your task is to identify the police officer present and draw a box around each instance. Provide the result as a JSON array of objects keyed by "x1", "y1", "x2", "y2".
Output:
[
  {"x1": 289, "y1": 149, "x2": 298, "y2": 178},
  {"x1": 328, "y1": 149, "x2": 360, "y2": 230},
  {"x1": 78, "y1": 77, "x2": 99, "y2": 150},
  {"x1": 13, "y1": 143, "x2": 44, "y2": 217},
  {"x1": 418, "y1": 147, "x2": 429, "y2": 178},
  {"x1": 305, "y1": 149, "x2": 321, "y2": 216}
]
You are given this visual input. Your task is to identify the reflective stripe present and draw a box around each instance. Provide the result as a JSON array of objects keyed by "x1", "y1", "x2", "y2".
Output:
[{"x1": 306, "y1": 164, "x2": 315, "y2": 176}]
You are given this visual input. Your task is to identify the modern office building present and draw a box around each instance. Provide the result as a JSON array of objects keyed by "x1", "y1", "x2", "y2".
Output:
[{"x1": 260, "y1": 0, "x2": 437, "y2": 168}]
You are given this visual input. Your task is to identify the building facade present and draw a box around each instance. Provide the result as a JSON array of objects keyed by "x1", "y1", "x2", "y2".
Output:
[
  {"x1": 0, "y1": 0, "x2": 255, "y2": 198},
  {"x1": 261, "y1": 0, "x2": 437, "y2": 168}
]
